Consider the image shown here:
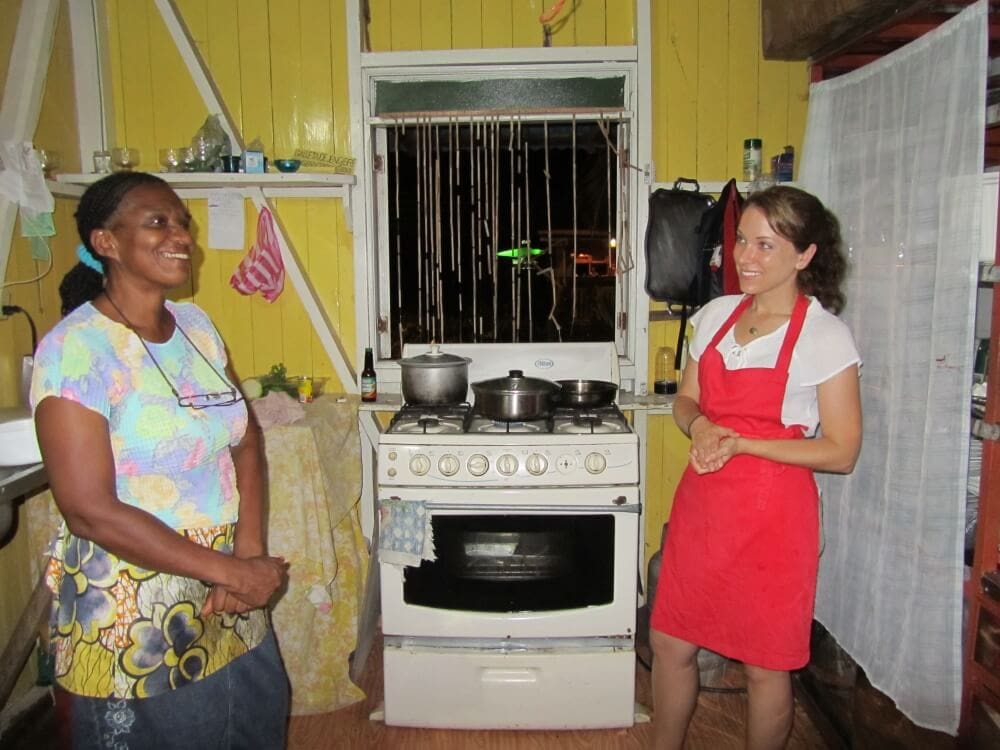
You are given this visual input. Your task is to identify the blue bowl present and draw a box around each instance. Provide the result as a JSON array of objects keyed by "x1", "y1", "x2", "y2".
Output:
[{"x1": 274, "y1": 158, "x2": 301, "y2": 173}]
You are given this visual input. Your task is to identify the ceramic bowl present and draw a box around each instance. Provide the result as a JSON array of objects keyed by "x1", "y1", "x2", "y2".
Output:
[{"x1": 274, "y1": 158, "x2": 301, "y2": 173}]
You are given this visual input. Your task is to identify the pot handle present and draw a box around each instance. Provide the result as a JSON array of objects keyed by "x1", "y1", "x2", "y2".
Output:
[{"x1": 508, "y1": 370, "x2": 523, "y2": 378}]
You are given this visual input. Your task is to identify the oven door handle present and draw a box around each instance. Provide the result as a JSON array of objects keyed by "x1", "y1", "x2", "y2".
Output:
[{"x1": 422, "y1": 502, "x2": 641, "y2": 513}]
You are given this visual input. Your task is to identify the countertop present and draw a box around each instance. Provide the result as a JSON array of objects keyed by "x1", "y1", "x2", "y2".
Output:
[{"x1": 0, "y1": 463, "x2": 47, "y2": 503}]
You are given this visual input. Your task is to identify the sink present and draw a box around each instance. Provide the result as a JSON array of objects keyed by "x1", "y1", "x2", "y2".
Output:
[{"x1": 0, "y1": 407, "x2": 41, "y2": 467}]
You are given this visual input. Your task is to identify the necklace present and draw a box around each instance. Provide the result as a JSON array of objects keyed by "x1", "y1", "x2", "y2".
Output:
[
  {"x1": 749, "y1": 326, "x2": 759, "y2": 336},
  {"x1": 103, "y1": 292, "x2": 239, "y2": 408}
]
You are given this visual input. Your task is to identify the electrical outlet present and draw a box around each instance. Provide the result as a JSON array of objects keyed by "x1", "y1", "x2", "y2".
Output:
[{"x1": 0, "y1": 290, "x2": 11, "y2": 320}]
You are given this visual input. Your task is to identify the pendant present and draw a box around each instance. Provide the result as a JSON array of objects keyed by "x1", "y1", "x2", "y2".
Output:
[{"x1": 749, "y1": 326, "x2": 758, "y2": 335}]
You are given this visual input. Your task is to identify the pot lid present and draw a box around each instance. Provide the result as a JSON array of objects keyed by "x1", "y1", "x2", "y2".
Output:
[
  {"x1": 472, "y1": 369, "x2": 561, "y2": 394},
  {"x1": 399, "y1": 343, "x2": 471, "y2": 368}
]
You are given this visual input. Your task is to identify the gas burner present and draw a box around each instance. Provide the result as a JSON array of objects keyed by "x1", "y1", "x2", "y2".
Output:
[
  {"x1": 469, "y1": 418, "x2": 547, "y2": 434},
  {"x1": 551, "y1": 406, "x2": 630, "y2": 435},
  {"x1": 389, "y1": 403, "x2": 472, "y2": 434}
]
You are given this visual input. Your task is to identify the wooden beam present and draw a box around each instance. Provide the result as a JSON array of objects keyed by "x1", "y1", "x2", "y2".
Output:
[
  {"x1": 762, "y1": 0, "x2": 932, "y2": 60},
  {"x1": 0, "y1": 0, "x2": 60, "y2": 288},
  {"x1": 67, "y1": 0, "x2": 113, "y2": 162}
]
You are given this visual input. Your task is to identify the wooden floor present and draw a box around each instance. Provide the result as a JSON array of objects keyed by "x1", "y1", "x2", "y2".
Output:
[{"x1": 287, "y1": 638, "x2": 829, "y2": 750}]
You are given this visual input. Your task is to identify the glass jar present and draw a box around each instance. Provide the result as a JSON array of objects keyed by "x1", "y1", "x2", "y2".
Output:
[{"x1": 654, "y1": 346, "x2": 677, "y2": 395}]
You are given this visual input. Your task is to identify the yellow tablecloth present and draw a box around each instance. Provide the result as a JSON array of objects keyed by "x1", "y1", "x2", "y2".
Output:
[{"x1": 262, "y1": 395, "x2": 368, "y2": 715}]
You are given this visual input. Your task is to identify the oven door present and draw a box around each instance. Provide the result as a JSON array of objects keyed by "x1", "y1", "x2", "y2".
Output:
[{"x1": 379, "y1": 486, "x2": 639, "y2": 639}]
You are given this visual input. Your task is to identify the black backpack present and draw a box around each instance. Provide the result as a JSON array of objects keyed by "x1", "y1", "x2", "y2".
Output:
[{"x1": 645, "y1": 178, "x2": 742, "y2": 369}]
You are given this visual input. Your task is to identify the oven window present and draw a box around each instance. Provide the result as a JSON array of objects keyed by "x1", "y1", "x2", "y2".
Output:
[{"x1": 402, "y1": 514, "x2": 615, "y2": 612}]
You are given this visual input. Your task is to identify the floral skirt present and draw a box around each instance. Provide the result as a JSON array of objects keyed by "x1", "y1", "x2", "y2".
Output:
[{"x1": 47, "y1": 523, "x2": 268, "y2": 699}]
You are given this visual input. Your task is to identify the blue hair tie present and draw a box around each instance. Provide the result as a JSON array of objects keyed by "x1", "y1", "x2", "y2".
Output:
[{"x1": 76, "y1": 244, "x2": 104, "y2": 275}]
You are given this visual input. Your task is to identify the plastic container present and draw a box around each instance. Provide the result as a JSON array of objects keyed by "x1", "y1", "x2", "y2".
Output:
[{"x1": 743, "y1": 138, "x2": 762, "y2": 181}]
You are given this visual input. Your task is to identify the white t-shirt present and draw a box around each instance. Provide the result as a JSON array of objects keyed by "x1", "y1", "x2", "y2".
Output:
[{"x1": 689, "y1": 294, "x2": 861, "y2": 436}]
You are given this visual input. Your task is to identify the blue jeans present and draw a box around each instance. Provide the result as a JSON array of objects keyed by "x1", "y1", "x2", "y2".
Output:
[{"x1": 58, "y1": 630, "x2": 289, "y2": 749}]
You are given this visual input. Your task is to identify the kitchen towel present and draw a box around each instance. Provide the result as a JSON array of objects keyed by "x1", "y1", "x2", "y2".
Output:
[
  {"x1": 378, "y1": 498, "x2": 435, "y2": 566},
  {"x1": 230, "y1": 207, "x2": 285, "y2": 301}
]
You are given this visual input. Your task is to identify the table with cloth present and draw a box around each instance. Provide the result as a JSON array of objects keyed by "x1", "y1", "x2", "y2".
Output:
[{"x1": 24, "y1": 392, "x2": 368, "y2": 716}]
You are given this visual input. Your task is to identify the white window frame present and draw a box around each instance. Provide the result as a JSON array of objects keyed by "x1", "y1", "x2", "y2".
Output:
[{"x1": 346, "y1": 21, "x2": 653, "y2": 397}]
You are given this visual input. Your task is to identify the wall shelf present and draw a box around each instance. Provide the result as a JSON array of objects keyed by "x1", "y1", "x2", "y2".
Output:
[{"x1": 49, "y1": 172, "x2": 356, "y2": 206}]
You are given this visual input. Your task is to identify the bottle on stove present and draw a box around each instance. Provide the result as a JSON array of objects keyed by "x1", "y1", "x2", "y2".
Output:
[{"x1": 361, "y1": 347, "x2": 377, "y2": 402}]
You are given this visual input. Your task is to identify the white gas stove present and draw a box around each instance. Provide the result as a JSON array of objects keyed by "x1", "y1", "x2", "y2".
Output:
[{"x1": 377, "y1": 343, "x2": 641, "y2": 730}]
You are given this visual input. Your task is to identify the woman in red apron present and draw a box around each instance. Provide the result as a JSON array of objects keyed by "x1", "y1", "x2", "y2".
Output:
[{"x1": 650, "y1": 186, "x2": 862, "y2": 749}]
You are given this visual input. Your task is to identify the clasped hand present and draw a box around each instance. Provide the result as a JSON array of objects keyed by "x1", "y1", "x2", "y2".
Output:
[
  {"x1": 689, "y1": 418, "x2": 739, "y2": 474},
  {"x1": 202, "y1": 555, "x2": 288, "y2": 617}
]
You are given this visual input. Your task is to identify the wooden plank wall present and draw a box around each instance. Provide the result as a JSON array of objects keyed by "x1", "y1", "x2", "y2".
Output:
[{"x1": 0, "y1": 4, "x2": 809, "y2": 674}]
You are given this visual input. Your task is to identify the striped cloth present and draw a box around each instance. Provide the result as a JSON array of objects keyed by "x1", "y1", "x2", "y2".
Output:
[{"x1": 230, "y1": 207, "x2": 285, "y2": 301}]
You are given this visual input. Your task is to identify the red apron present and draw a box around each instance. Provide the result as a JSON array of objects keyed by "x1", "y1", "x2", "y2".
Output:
[{"x1": 650, "y1": 294, "x2": 819, "y2": 670}]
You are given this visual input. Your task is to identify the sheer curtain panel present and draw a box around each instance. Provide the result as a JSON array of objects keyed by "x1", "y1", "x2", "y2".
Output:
[{"x1": 800, "y1": 0, "x2": 987, "y2": 734}]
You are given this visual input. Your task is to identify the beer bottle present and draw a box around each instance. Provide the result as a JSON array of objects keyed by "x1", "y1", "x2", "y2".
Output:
[{"x1": 361, "y1": 347, "x2": 377, "y2": 402}]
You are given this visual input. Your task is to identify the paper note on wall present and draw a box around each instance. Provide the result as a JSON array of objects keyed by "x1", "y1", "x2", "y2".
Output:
[{"x1": 207, "y1": 190, "x2": 245, "y2": 250}]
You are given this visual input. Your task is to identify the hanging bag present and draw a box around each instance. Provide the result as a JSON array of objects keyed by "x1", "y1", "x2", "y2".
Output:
[
  {"x1": 644, "y1": 178, "x2": 743, "y2": 370},
  {"x1": 230, "y1": 207, "x2": 286, "y2": 302}
]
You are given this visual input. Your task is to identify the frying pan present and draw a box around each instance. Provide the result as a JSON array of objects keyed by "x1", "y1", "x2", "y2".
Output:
[{"x1": 554, "y1": 379, "x2": 618, "y2": 408}]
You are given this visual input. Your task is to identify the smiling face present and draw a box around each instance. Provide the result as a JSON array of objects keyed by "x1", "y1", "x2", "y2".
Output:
[
  {"x1": 91, "y1": 182, "x2": 193, "y2": 292},
  {"x1": 733, "y1": 205, "x2": 816, "y2": 299}
]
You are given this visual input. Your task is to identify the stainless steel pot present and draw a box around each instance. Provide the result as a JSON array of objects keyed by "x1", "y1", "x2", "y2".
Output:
[
  {"x1": 554, "y1": 379, "x2": 618, "y2": 408},
  {"x1": 398, "y1": 345, "x2": 471, "y2": 405},
  {"x1": 471, "y1": 370, "x2": 561, "y2": 421}
]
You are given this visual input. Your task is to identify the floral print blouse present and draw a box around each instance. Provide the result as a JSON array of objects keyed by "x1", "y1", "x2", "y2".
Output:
[{"x1": 31, "y1": 301, "x2": 268, "y2": 699}]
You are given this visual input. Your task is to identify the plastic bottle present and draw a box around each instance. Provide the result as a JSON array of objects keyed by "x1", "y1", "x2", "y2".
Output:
[
  {"x1": 743, "y1": 138, "x2": 762, "y2": 181},
  {"x1": 361, "y1": 347, "x2": 377, "y2": 402}
]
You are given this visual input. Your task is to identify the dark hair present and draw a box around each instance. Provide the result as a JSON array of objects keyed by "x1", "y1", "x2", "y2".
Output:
[
  {"x1": 743, "y1": 185, "x2": 847, "y2": 314},
  {"x1": 60, "y1": 171, "x2": 170, "y2": 315}
]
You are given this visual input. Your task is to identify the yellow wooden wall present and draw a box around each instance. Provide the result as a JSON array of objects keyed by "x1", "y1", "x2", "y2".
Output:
[
  {"x1": 0, "y1": 1, "x2": 808, "y2": 702},
  {"x1": 644, "y1": 0, "x2": 809, "y2": 565},
  {"x1": 100, "y1": 0, "x2": 356, "y2": 389}
]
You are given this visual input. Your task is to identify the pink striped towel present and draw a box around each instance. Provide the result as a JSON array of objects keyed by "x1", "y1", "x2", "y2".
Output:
[{"x1": 230, "y1": 207, "x2": 285, "y2": 302}]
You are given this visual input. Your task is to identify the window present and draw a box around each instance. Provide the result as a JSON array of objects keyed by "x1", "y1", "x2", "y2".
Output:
[{"x1": 360, "y1": 57, "x2": 648, "y2": 385}]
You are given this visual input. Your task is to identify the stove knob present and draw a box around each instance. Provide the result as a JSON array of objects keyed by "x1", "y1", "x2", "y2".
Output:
[
  {"x1": 438, "y1": 454, "x2": 460, "y2": 476},
  {"x1": 467, "y1": 454, "x2": 490, "y2": 476},
  {"x1": 388, "y1": 451, "x2": 397, "y2": 461},
  {"x1": 584, "y1": 452, "x2": 607, "y2": 475},
  {"x1": 409, "y1": 454, "x2": 431, "y2": 476},
  {"x1": 526, "y1": 453, "x2": 548, "y2": 476},
  {"x1": 496, "y1": 454, "x2": 519, "y2": 476}
]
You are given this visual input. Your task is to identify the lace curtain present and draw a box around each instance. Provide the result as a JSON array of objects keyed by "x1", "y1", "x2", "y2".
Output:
[{"x1": 800, "y1": 0, "x2": 987, "y2": 733}]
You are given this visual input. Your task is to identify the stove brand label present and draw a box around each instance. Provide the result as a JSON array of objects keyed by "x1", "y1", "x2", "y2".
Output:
[{"x1": 534, "y1": 358, "x2": 554, "y2": 369}]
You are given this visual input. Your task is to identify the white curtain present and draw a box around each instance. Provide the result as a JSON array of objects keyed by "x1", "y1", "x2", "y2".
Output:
[{"x1": 800, "y1": 0, "x2": 987, "y2": 734}]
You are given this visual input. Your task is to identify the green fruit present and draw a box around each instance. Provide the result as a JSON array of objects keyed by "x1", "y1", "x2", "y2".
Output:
[{"x1": 242, "y1": 377, "x2": 264, "y2": 399}]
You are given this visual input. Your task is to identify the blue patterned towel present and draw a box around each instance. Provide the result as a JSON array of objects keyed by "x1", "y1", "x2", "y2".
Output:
[{"x1": 378, "y1": 498, "x2": 435, "y2": 566}]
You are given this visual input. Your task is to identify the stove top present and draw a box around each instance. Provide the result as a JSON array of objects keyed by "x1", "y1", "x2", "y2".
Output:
[{"x1": 387, "y1": 403, "x2": 631, "y2": 436}]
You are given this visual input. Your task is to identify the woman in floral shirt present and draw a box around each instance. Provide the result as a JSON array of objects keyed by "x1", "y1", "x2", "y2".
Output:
[{"x1": 32, "y1": 172, "x2": 289, "y2": 748}]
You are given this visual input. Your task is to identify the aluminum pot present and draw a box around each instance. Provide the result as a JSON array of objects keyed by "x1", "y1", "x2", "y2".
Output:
[
  {"x1": 398, "y1": 344, "x2": 471, "y2": 405},
  {"x1": 554, "y1": 379, "x2": 618, "y2": 408},
  {"x1": 471, "y1": 369, "x2": 561, "y2": 421}
]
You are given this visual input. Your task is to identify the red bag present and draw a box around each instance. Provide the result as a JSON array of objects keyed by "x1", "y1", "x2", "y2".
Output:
[{"x1": 230, "y1": 207, "x2": 285, "y2": 302}]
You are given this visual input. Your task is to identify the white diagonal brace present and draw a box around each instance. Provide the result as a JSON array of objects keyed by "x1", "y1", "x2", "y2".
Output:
[
  {"x1": 247, "y1": 188, "x2": 358, "y2": 392},
  {"x1": 152, "y1": 0, "x2": 245, "y2": 153},
  {"x1": 68, "y1": 0, "x2": 113, "y2": 161},
  {"x1": 0, "y1": 0, "x2": 60, "y2": 287}
]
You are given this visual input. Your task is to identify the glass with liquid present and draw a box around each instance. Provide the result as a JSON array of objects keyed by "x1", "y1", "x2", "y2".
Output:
[{"x1": 654, "y1": 346, "x2": 678, "y2": 395}]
